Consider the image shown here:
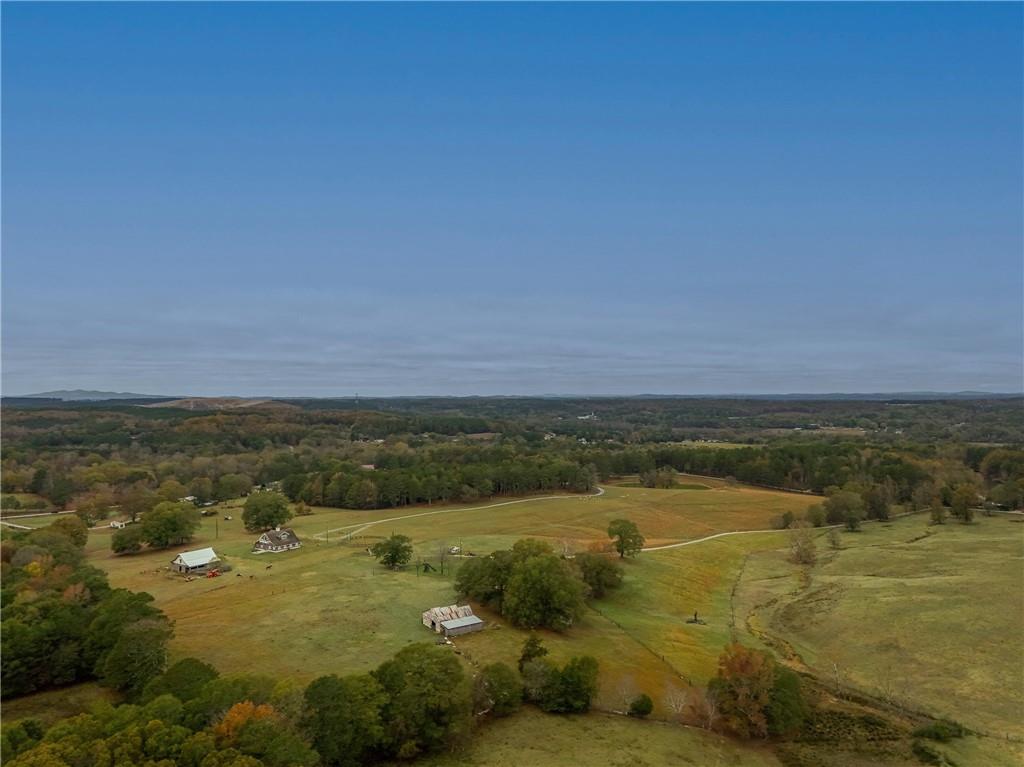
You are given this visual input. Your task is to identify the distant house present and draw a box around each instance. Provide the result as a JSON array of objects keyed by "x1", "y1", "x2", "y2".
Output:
[
  {"x1": 360, "y1": 464, "x2": 376, "y2": 471},
  {"x1": 252, "y1": 527, "x2": 301, "y2": 554},
  {"x1": 171, "y1": 547, "x2": 221, "y2": 574},
  {"x1": 422, "y1": 604, "x2": 484, "y2": 637}
]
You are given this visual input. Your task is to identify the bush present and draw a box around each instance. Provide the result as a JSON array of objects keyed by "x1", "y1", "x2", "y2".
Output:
[
  {"x1": 805, "y1": 505, "x2": 827, "y2": 527},
  {"x1": 913, "y1": 719, "x2": 967, "y2": 742},
  {"x1": 573, "y1": 552, "x2": 623, "y2": 598},
  {"x1": 911, "y1": 739, "x2": 945, "y2": 765},
  {"x1": 536, "y1": 656, "x2": 599, "y2": 713},
  {"x1": 628, "y1": 693, "x2": 653, "y2": 718},
  {"x1": 766, "y1": 666, "x2": 807, "y2": 737}
]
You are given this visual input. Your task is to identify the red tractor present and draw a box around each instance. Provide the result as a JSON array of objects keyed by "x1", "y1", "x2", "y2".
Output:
[{"x1": 205, "y1": 568, "x2": 222, "y2": 579}]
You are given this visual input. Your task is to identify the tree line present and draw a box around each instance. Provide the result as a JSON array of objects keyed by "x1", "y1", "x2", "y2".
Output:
[
  {"x1": 2, "y1": 633, "x2": 600, "y2": 767},
  {"x1": 1, "y1": 518, "x2": 174, "y2": 699}
]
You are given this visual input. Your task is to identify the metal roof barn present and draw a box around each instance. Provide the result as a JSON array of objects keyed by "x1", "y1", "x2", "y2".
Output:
[
  {"x1": 440, "y1": 615, "x2": 484, "y2": 637},
  {"x1": 171, "y1": 547, "x2": 221, "y2": 573}
]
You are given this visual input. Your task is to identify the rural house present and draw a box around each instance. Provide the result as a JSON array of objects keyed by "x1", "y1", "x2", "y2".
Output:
[
  {"x1": 252, "y1": 527, "x2": 302, "y2": 553},
  {"x1": 421, "y1": 604, "x2": 484, "y2": 637},
  {"x1": 170, "y1": 547, "x2": 221, "y2": 574}
]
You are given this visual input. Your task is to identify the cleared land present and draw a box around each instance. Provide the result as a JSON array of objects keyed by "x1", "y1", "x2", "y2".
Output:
[
  {"x1": 735, "y1": 515, "x2": 1024, "y2": 739},
  {"x1": 403, "y1": 708, "x2": 781, "y2": 767},
  {"x1": 85, "y1": 484, "x2": 816, "y2": 700},
  {"x1": 58, "y1": 488, "x2": 1024, "y2": 766}
]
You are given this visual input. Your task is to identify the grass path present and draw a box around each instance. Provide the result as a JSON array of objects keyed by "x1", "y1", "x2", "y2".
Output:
[{"x1": 311, "y1": 486, "x2": 607, "y2": 541}]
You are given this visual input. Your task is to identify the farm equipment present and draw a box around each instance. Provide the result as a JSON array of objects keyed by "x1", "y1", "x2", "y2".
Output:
[{"x1": 205, "y1": 568, "x2": 222, "y2": 579}]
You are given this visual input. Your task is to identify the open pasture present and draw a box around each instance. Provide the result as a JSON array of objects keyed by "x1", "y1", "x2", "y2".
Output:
[
  {"x1": 403, "y1": 707, "x2": 782, "y2": 767},
  {"x1": 308, "y1": 481, "x2": 817, "y2": 551},
  {"x1": 735, "y1": 515, "x2": 1024, "y2": 739},
  {"x1": 85, "y1": 484, "x2": 813, "y2": 701}
]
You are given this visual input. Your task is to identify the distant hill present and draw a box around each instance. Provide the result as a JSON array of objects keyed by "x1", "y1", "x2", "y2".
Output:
[
  {"x1": 18, "y1": 390, "x2": 173, "y2": 401},
  {"x1": 145, "y1": 397, "x2": 299, "y2": 411}
]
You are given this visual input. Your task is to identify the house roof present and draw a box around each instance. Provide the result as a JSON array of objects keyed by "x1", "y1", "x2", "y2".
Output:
[
  {"x1": 172, "y1": 547, "x2": 220, "y2": 567},
  {"x1": 441, "y1": 615, "x2": 484, "y2": 630},
  {"x1": 259, "y1": 528, "x2": 300, "y2": 546}
]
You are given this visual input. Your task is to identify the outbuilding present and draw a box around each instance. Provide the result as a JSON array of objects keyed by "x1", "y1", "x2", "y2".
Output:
[
  {"x1": 422, "y1": 604, "x2": 483, "y2": 635},
  {"x1": 252, "y1": 527, "x2": 302, "y2": 554},
  {"x1": 171, "y1": 547, "x2": 221, "y2": 574},
  {"x1": 439, "y1": 614, "x2": 485, "y2": 637}
]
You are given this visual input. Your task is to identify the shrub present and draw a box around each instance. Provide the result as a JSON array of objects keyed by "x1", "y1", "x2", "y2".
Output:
[
  {"x1": 537, "y1": 656, "x2": 599, "y2": 713},
  {"x1": 628, "y1": 693, "x2": 654, "y2": 718},
  {"x1": 911, "y1": 739, "x2": 945, "y2": 765},
  {"x1": 913, "y1": 719, "x2": 967, "y2": 742},
  {"x1": 573, "y1": 552, "x2": 623, "y2": 598}
]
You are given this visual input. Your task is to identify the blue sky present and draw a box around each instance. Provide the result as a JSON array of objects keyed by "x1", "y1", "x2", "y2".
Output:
[{"x1": 3, "y1": 3, "x2": 1021, "y2": 396}]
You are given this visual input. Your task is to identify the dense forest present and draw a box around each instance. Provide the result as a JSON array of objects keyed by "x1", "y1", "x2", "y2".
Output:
[{"x1": 2, "y1": 398, "x2": 1022, "y2": 518}]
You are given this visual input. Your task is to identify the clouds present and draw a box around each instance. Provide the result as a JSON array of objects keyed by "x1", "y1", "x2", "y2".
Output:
[
  {"x1": 2, "y1": 4, "x2": 1021, "y2": 395},
  {"x1": 3, "y1": 288, "x2": 1020, "y2": 395}
]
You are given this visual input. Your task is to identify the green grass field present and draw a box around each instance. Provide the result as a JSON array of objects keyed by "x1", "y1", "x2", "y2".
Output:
[
  {"x1": 403, "y1": 708, "x2": 782, "y2": 767},
  {"x1": 75, "y1": 486, "x2": 1024, "y2": 765},
  {"x1": 83, "y1": 484, "x2": 815, "y2": 699},
  {"x1": 735, "y1": 515, "x2": 1024, "y2": 739}
]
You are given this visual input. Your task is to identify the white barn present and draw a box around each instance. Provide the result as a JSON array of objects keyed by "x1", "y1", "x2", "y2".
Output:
[{"x1": 170, "y1": 547, "x2": 221, "y2": 574}]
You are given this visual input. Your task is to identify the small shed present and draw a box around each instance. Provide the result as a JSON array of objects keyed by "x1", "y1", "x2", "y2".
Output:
[
  {"x1": 252, "y1": 527, "x2": 302, "y2": 554},
  {"x1": 171, "y1": 547, "x2": 221, "y2": 574},
  {"x1": 440, "y1": 614, "x2": 484, "y2": 637},
  {"x1": 422, "y1": 604, "x2": 477, "y2": 632}
]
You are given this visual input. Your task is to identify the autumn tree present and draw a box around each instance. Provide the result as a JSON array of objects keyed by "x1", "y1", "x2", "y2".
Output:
[
  {"x1": 709, "y1": 643, "x2": 776, "y2": 738},
  {"x1": 709, "y1": 643, "x2": 806, "y2": 739},
  {"x1": 788, "y1": 522, "x2": 817, "y2": 565}
]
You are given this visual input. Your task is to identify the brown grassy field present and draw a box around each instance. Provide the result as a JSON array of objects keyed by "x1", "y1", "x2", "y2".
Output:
[
  {"x1": 734, "y1": 515, "x2": 1024, "y2": 740},
  {"x1": 84, "y1": 484, "x2": 815, "y2": 699}
]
